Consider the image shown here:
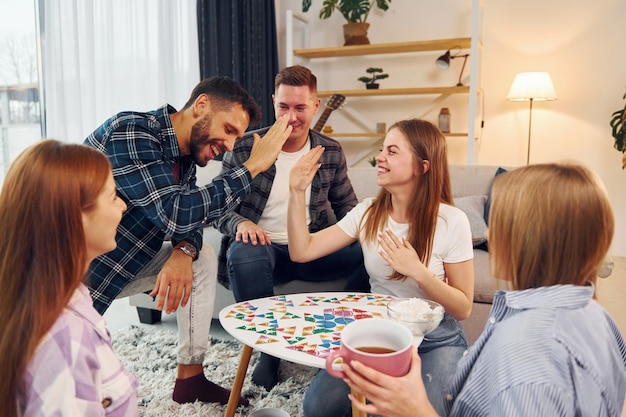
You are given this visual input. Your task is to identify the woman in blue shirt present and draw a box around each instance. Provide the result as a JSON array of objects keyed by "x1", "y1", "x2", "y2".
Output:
[{"x1": 341, "y1": 162, "x2": 626, "y2": 417}]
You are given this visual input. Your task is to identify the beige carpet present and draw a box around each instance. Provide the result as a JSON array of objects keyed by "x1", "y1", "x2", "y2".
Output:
[{"x1": 112, "y1": 325, "x2": 317, "y2": 416}]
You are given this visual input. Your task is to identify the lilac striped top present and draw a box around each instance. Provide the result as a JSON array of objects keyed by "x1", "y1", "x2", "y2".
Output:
[{"x1": 18, "y1": 284, "x2": 138, "y2": 416}]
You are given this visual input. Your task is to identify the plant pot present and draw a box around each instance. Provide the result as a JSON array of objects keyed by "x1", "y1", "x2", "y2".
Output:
[
  {"x1": 343, "y1": 22, "x2": 370, "y2": 46},
  {"x1": 365, "y1": 83, "x2": 379, "y2": 89}
]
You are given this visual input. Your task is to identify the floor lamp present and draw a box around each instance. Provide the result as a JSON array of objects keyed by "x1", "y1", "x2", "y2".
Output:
[{"x1": 506, "y1": 72, "x2": 558, "y2": 165}]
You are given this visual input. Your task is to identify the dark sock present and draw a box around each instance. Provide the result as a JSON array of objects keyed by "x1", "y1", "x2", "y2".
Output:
[
  {"x1": 252, "y1": 353, "x2": 281, "y2": 391},
  {"x1": 172, "y1": 373, "x2": 249, "y2": 406}
]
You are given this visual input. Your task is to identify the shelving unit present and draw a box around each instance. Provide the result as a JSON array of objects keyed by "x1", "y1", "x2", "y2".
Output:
[
  {"x1": 315, "y1": 86, "x2": 469, "y2": 98},
  {"x1": 326, "y1": 132, "x2": 383, "y2": 138},
  {"x1": 292, "y1": 38, "x2": 472, "y2": 59},
  {"x1": 285, "y1": 0, "x2": 483, "y2": 164}
]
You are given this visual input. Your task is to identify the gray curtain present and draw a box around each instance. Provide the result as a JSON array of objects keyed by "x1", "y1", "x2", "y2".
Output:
[{"x1": 197, "y1": 0, "x2": 279, "y2": 129}]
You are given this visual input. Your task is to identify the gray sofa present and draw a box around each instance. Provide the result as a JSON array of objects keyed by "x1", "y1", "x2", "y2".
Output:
[
  {"x1": 130, "y1": 161, "x2": 616, "y2": 343},
  {"x1": 130, "y1": 161, "x2": 514, "y2": 344}
]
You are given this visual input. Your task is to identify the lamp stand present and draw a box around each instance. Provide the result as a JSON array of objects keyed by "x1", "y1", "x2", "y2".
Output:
[
  {"x1": 456, "y1": 54, "x2": 469, "y2": 87},
  {"x1": 526, "y1": 98, "x2": 534, "y2": 165}
]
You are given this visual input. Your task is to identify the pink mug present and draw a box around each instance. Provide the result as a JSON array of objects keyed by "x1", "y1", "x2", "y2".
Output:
[{"x1": 325, "y1": 318, "x2": 413, "y2": 378}]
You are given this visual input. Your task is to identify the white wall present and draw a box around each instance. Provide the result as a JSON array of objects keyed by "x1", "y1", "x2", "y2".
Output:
[{"x1": 275, "y1": 0, "x2": 626, "y2": 256}]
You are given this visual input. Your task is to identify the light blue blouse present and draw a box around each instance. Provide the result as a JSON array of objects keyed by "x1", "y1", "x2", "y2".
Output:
[{"x1": 445, "y1": 284, "x2": 626, "y2": 417}]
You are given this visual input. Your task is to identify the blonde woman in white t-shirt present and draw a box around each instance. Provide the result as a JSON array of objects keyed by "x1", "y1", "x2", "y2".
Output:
[{"x1": 288, "y1": 119, "x2": 474, "y2": 417}]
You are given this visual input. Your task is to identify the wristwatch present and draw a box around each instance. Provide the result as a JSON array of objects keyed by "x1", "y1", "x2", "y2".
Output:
[{"x1": 177, "y1": 242, "x2": 197, "y2": 259}]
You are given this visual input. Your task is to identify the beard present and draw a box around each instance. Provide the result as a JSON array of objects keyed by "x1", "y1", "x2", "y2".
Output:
[{"x1": 189, "y1": 114, "x2": 218, "y2": 167}]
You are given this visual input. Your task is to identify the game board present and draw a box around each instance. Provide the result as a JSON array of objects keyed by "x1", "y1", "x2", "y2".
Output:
[{"x1": 219, "y1": 292, "x2": 395, "y2": 367}]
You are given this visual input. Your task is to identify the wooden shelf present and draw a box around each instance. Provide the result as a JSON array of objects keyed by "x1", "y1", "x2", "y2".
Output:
[
  {"x1": 318, "y1": 86, "x2": 469, "y2": 98},
  {"x1": 325, "y1": 132, "x2": 384, "y2": 138},
  {"x1": 324, "y1": 132, "x2": 467, "y2": 138},
  {"x1": 293, "y1": 38, "x2": 472, "y2": 59}
]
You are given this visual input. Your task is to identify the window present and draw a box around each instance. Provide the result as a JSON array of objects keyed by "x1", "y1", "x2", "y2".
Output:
[{"x1": 0, "y1": 0, "x2": 42, "y2": 183}]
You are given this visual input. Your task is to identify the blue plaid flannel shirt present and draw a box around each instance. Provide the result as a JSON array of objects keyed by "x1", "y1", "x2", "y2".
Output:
[
  {"x1": 84, "y1": 104, "x2": 253, "y2": 313},
  {"x1": 213, "y1": 127, "x2": 358, "y2": 288}
]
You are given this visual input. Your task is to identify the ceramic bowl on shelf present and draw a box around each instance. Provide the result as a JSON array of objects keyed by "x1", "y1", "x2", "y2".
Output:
[{"x1": 386, "y1": 298, "x2": 444, "y2": 342}]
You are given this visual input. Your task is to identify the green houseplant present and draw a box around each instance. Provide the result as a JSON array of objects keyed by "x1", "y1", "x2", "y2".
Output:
[
  {"x1": 609, "y1": 89, "x2": 626, "y2": 169},
  {"x1": 358, "y1": 67, "x2": 389, "y2": 89},
  {"x1": 301, "y1": 0, "x2": 392, "y2": 45}
]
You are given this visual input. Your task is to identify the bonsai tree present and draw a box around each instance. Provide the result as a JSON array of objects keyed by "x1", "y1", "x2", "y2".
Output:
[
  {"x1": 610, "y1": 89, "x2": 626, "y2": 169},
  {"x1": 358, "y1": 67, "x2": 389, "y2": 89},
  {"x1": 302, "y1": 0, "x2": 392, "y2": 23}
]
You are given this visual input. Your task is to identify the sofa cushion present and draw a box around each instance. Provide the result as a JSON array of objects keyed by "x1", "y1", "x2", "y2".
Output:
[
  {"x1": 454, "y1": 195, "x2": 488, "y2": 247},
  {"x1": 472, "y1": 249, "x2": 504, "y2": 303},
  {"x1": 449, "y1": 166, "x2": 501, "y2": 198},
  {"x1": 347, "y1": 167, "x2": 380, "y2": 202},
  {"x1": 483, "y1": 167, "x2": 509, "y2": 225}
]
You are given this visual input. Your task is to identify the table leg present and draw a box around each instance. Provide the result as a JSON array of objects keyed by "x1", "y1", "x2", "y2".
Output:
[
  {"x1": 224, "y1": 344, "x2": 253, "y2": 417},
  {"x1": 351, "y1": 389, "x2": 367, "y2": 417}
]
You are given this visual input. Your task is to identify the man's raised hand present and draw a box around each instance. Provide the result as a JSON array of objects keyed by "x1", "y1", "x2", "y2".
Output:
[{"x1": 243, "y1": 115, "x2": 292, "y2": 177}]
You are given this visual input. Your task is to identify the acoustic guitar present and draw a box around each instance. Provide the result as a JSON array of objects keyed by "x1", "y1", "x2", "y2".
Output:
[{"x1": 312, "y1": 94, "x2": 346, "y2": 132}]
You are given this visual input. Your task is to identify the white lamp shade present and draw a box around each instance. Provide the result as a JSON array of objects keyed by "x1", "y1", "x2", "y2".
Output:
[{"x1": 507, "y1": 72, "x2": 558, "y2": 102}]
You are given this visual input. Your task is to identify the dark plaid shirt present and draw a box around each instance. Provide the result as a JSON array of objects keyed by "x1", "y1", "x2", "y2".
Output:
[
  {"x1": 84, "y1": 104, "x2": 253, "y2": 313},
  {"x1": 212, "y1": 128, "x2": 358, "y2": 288}
]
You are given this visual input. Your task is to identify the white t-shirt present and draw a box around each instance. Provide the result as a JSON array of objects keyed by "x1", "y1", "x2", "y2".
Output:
[
  {"x1": 257, "y1": 142, "x2": 312, "y2": 244},
  {"x1": 336, "y1": 197, "x2": 473, "y2": 298}
]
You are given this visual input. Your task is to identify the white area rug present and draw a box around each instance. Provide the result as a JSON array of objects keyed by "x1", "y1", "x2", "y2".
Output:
[{"x1": 112, "y1": 325, "x2": 318, "y2": 416}]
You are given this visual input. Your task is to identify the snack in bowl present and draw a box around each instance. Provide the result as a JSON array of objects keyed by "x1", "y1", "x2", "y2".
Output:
[{"x1": 386, "y1": 298, "x2": 444, "y2": 344}]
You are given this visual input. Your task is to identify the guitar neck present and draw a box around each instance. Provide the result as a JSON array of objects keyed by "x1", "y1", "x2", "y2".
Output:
[{"x1": 313, "y1": 108, "x2": 333, "y2": 132}]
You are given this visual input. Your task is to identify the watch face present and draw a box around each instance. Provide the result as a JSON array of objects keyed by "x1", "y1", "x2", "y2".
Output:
[{"x1": 180, "y1": 243, "x2": 197, "y2": 258}]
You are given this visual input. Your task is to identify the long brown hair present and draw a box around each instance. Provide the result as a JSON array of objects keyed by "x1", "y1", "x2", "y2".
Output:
[
  {"x1": 361, "y1": 119, "x2": 452, "y2": 280},
  {"x1": 489, "y1": 163, "x2": 614, "y2": 290},
  {"x1": 0, "y1": 140, "x2": 112, "y2": 417}
]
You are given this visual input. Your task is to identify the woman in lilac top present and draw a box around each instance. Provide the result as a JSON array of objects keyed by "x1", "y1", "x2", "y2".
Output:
[
  {"x1": 0, "y1": 140, "x2": 136, "y2": 417},
  {"x1": 340, "y1": 163, "x2": 626, "y2": 417}
]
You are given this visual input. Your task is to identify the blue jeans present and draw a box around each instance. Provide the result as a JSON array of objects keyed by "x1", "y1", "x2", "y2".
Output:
[
  {"x1": 227, "y1": 240, "x2": 366, "y2": 302},
  {"x1": 303, "y1": 312, "x2": 467, "y2": 417}
]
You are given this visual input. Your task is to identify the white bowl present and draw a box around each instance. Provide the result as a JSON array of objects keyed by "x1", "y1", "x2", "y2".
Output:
[{"x1": 386, "y1": 298, "x2": 444, "y2": 337}]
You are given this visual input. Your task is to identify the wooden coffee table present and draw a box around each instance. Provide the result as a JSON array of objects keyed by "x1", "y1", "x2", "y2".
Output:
[{"x1": 219, "y1": 292, "x2": 395, "y2": 417}]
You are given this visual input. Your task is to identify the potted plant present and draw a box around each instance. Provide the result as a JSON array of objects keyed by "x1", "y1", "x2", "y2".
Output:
[
  {"x1": 301, "y1": 0, "x2": 392, "y2": 45},
  {"x1": 358, "y1": 67, "x2": 389, "y2": 89},
  {"x1": 609, "y1": 89, "x2": 626, "y2": 169}
]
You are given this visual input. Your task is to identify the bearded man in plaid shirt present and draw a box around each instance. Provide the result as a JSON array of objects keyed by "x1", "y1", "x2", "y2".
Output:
[{"x1": 84, "y1": 76, "x2": 291, "y2": 405}]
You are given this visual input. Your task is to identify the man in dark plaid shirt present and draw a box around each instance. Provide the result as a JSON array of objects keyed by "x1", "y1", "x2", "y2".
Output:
[
  {"x1": 213, "y1": 66, "x2": 368, "y2": 390},
  {"x1": 84, "y1": 76, "x2": 292, "y2": 405}
]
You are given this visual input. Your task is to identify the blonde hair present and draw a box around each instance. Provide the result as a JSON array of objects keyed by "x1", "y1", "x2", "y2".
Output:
[
  {"x1": 361, "y1": 119, "x2": 451, "y2": 280},
  {"x1": 488, "y1": 163, "x2": 614, "y2": 290},
  {"x1": 0, "y1": 140, "x2": 112, "y2": 417}
]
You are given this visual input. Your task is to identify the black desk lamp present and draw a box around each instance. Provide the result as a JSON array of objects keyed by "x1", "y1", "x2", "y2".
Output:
[{"x1": 435, "y1": 49, "x2": 470, "y2": 87}]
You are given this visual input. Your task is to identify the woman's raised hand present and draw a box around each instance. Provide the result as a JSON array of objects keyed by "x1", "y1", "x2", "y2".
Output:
[{"x1": 289, "y1": 145, "x2": 324, "y2": 193}]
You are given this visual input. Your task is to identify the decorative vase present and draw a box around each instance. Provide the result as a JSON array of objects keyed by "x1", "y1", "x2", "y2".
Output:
[
  {"x1": 343, "y1": 22, "x2": 370, "y2": 46},
  {"x1": 365, "y1": 83, "x2": 379, "y2": 89}
]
